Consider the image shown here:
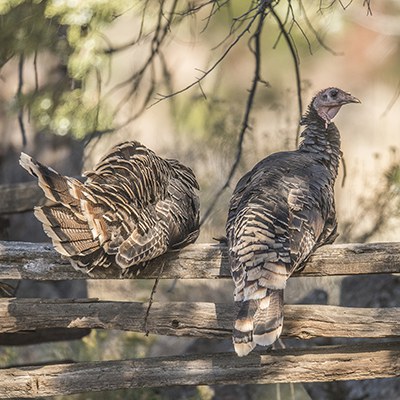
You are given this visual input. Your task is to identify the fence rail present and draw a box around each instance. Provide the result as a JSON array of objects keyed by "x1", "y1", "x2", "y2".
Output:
[
  {"x1": 1, "y1": 298, "x2": 399, "y2": 339},
  {"x1": 1, "y1": 341, "x2": 399, "y2": 398},
  {"x1": 1, "y1": 240, "x2": 400, "y2": 280},
  {"x1": 0, "y1": 239, "x2": 399, "y2": 397}
]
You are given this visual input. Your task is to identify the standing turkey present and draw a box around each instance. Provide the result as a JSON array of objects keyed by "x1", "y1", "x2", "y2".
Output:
[
  {"x1": 20, "y1": 141, "x2": 200, "y2": 275},
  {"x1": 226, "y1": 87, "x2": 360, "y2": 356}
]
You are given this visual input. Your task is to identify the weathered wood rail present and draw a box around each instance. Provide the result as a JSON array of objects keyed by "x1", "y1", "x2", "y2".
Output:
[
  {"x1": 1, "y1": 341, "x2": 399, "y2": 398},
  {"x1": 0, "y1": 240, "x2": 399, "y2": 398},
  {"x1": 1, "y1": 240, "x2": 400, "y2": 279},
  {"x1": 1, "y1": 299, "x2": 399, "y2": 339}
]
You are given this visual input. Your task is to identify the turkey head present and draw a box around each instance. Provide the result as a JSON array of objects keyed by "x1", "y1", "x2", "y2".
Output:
[{"x1": 312, "y1": 87, "x2": 360, "y2": 126}]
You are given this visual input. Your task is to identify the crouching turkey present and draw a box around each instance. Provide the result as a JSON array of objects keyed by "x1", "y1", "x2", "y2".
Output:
[
  {"x1": 20, "y1": 141, "x2": 200, "y2": 275},
  {"x1": 226, "y1": 87, "x2": 360, "y2": 356}
]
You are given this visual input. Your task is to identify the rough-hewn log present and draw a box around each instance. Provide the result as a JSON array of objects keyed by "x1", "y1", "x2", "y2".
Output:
[
  {"x1": 0, "y1": 298, "x2": 398, "y2": 340},
  {"x1": 0, "y1": 240, "x2": 399, "y2": 280},
  {"x1": 0, "y1": 341, "x2": 398, "y2": 398}
]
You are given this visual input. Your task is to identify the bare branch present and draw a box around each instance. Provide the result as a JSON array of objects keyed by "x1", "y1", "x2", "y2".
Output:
[
  {"x1": 103, "y1": 37, "x2": 143, "y2": 55},
  {"x1": 106, "y1": 0, "x2": 178, "y2": 112},
  {"x1": 17, "y1": 54, "x2": 27, "y2": 147},
  {"x1": 139, "y1": 0, "x2": 151, "y2": 40},
  {"x1": 205, "y1": 3, "x2": 260, "y2": 55},
  {"x1": 85, "y1": 68, "x2": 158, "y2": 147},
  {"x1": 269, "y1": 5, "x2": 303, "y2": 147},
  {"x1": 33, "y1": 51, "x2": 39, "y2": 91},
  {"x1": 150, "y1": 9, "x2": 260, "y2": 108},
  {"x1": 298, "y1": 0, "x2": 343, "y2": 56},
  {"x1": 200, "y1": 1, "x2": 228, "y2": 33},
  {"x1": 83, "y1": 128, "x2": 118, "y2": 148},
  {"x1": 318, "y1": 0, "x2": 339, "y2": 14},
  {"x1": 121, "y1": 61, "x2": 157, "y2": 120},
  {"x1": 338, "y1": 0, "x2": 354, "y2": 10},
  {"x1": 174, "y1": 0, "x2": 217, "y2": 17},
  {"x1": 363, "y1": 0, "x2": 372, "y2": 16},
  {"x1": 200, "y1": 7, "x2": 267, "y2": 225},
  {"x1": 318, "y1": 0, "x2": 372, "y2": 15},
  {"x1": 229, "y1": 4, "x2": 259, "y2": 34},
  {"x1": 144, "y1": 261, "x2": 165, "y2": 336}
]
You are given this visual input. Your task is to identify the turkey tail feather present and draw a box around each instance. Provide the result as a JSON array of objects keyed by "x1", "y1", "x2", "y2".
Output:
[
  {"x1": 253, "y1": 289, "x2": 284, "y2": 346},
  {"x1": 34, "y1": 206, "x2": 97, "y2": 257},
  {"x1": 233, "y1": 300, "x2": 257, "y2": 357},
  {"x1": 19, "y1": 152, "x2": 83, "y2": 208},
  {"x1": 20, "y1": 153, "x2": 98, "y2": 259},
  {"x1": 233, "y1": 290, "x2": 284, "y2": 357}
]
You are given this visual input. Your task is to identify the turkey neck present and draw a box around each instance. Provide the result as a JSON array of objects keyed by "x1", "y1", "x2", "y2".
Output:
[{"x1": 298, "y1": 107, "x2": 342, "y2": 180}]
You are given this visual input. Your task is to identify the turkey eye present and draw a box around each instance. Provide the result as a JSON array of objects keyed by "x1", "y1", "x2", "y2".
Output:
[{"x1": 330, "y1": 89, "x2": 338, "y2": 98}]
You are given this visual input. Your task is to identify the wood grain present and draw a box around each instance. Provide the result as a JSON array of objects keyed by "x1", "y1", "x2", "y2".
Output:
[
  {"x1": 0, "y1": 298, "x2": 398, "y2": 339},
  {"x1": 0, "y1": 341, "x2": 398, "y2": 398},
  {"x1": 0, "y1": 240, "x2": 400, "y2": 280}
]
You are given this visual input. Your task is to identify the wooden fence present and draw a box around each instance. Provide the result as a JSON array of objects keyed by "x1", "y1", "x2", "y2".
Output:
[
  {"x1": 0, "y1": 240, "x2": 399, "y2": 398},
  {"x1": 0, "y1": 182, "x2": 399, "y2": 398}
]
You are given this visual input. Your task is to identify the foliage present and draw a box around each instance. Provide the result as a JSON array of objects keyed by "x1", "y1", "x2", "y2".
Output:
[
  {"x1": 25, "y1": 88, "x2": 112, "y2": 138},
  {"x1": 0, "y1": 0, "x2": 129, "y2": 138},
  {"x1": 1, "y1": 0, "x2": 375, "y2": 141},
  {"x1": 0, "y1": 0, "x2": 128, "y2": 64}
]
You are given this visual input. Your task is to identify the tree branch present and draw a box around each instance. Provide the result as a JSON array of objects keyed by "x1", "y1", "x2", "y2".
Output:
[
  {"x1": 106, "y1": 0, "x2": 178, "y2": 114},
  {"x1": 17, "y1": 54, "x2": 27, "y2": 147},
  {"x1": 200, "y1": 6, "x2": 267, "y2": 225},
  {"x1": 298, "y1": 0, "x2": 343, "y2": 56},
  {"x1": 269, "y1": 5, "x2": 303, "y2": 147},
  {"x1": 150, "y1": 8, "x2": 260, "y2": 108}
]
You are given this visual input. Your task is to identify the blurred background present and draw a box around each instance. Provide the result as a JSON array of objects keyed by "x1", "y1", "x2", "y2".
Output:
[{"x1": 0, "y1": 1, "x2": 399, "y2": 399}]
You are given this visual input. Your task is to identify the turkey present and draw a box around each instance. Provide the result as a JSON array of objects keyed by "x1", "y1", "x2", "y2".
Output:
[
  {"x1": 20, "y1": 141, "x2": 200, "y2": 275},
  {"x1": 226, "y1": 87, "x2": 360, "y2": 356}
]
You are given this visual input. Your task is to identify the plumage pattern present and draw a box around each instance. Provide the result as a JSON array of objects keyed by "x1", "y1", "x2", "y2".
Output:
[
  {"x1": 20, "y1": 141, "x2": 200, "y2": 274},
  {"x1": 226, "y1": 88, "x2": 360, "y2": 356}
]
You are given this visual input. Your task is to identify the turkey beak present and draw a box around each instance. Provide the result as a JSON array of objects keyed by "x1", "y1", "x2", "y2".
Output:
[{"x1": 342, "y1": 93, "x2": 361, "y2": 104}]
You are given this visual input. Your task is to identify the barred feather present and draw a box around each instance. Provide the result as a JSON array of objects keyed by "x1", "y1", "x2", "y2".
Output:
[
  {"x1": 226, "y1": 88, "x2": 359, "y2": 356},
  {"x1": 20, "y1": 141, "x2": 200, "y2": 274}
]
